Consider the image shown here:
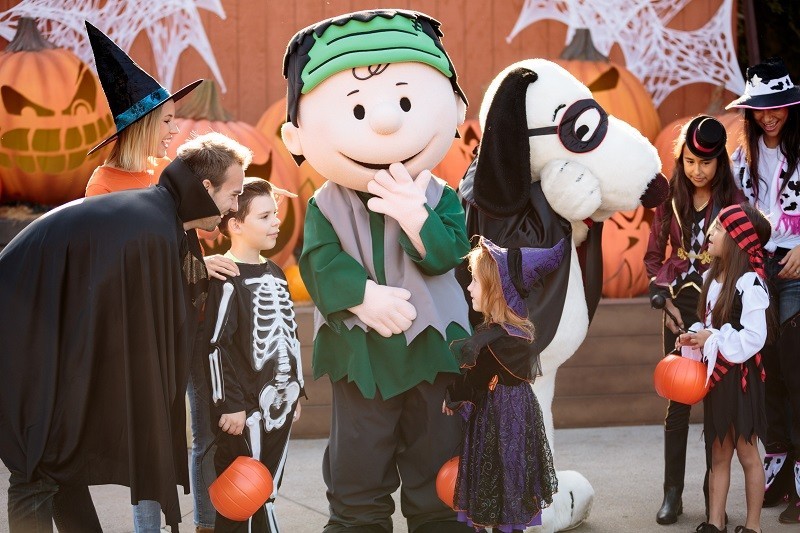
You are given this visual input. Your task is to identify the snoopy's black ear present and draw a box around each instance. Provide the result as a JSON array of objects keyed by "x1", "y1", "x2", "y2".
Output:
[{"x1": 473, "y1": 67, "x2": 538, "y2": 217}]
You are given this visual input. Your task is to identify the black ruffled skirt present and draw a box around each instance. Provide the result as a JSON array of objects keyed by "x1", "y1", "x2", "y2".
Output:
[{"x1": 703, "y1": 357, "x2": 767, "y2": 464}]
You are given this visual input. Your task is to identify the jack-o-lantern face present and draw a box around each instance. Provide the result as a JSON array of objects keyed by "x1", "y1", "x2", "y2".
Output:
[
  {"x1": 1, "y1": 63, "x2": 113, "y2": 175},
  {"x1": 0, "y1": 19, "x2": 114, "y2": 205}
]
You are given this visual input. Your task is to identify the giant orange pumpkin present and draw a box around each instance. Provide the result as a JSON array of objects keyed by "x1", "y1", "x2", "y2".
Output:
[
  {"x1": 654, "y1": 354, "x2": 709, "y2": 405},
  {"x1": 601, "y1": 207, "x2": 653, "y2": 298},
  {"x1": 555, "y1": 29, "x2": 661, "y2": 142},
  {"x1": 209, "y1": 455, "x2": 274, "y2": 521},
  {"x1": 431, "y1": 119, "x2": 481, "y2": 189},
  {"x1": 171, "y1": 82, "x2": 302, "y2": 268},
  {"x1": 436, "y1": 456, "x2": 460, "y2": 510},
  {"x1": 0, "y1": 18, "x2": 113, "y2": 205}
]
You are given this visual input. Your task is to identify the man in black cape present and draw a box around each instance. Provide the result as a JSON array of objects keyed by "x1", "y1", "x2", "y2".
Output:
[{"x1": 0, "y1": 132, "x2": 250, "y2": 531}]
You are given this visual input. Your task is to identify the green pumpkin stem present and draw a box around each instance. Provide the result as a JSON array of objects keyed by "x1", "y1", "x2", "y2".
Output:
[
  {"x1": 6, "y1": 17, "x2": 57, "y2": 53},
  {"x1": 175, "y1": 80, "x2": 233, "y2": 121},
  {"x1": 559, "y1": 28, "x2": 609, "y2": 62}
]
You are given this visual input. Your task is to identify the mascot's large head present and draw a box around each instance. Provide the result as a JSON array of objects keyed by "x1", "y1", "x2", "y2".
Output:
[
  {"x1": 471, "y1": 59, "x2": 667, "y2": 221},
  {"x1": 280, "y1": 9, "x2": 467, "y2": 192}
]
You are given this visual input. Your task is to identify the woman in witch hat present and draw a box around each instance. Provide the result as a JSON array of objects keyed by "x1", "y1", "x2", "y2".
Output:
[
  {"x1": 83, "y1": 22, "x2": 221, "y2": 533},
  {"x1": 728, "y1": 56, "x2": 800, "y2": 525}
]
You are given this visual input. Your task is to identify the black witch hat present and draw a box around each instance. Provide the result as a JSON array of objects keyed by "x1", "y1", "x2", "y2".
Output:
[{"x1": 85, "y1": 21, "x2": 202, "y2": 155}]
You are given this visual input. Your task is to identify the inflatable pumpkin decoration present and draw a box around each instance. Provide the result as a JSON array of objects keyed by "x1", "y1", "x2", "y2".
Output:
[
  {"x1": 601, "y1": 207, "x2": 653, "y2": 298},
  {"x1": 0, "y1": 18, "x2": 113, "y2": 205},
  {"x1": 654, "y1": 354, "x2": 709, "y2": 405},
  {"x1": 209, "y1": 455, "x2": 274, "y2": 521},
  {"x1": 555, "y1": 28, "x2": 661, "y2": 142}
]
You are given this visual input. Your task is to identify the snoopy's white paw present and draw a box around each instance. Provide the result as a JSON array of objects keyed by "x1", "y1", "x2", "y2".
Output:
[{"x1": 527, "y1": 470, "x2": 594, "y2": 533}]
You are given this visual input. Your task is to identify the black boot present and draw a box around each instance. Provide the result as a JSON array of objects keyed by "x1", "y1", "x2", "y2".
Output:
[{"x1": 657, "y1": 427, "x2": 688, "y2": 524}]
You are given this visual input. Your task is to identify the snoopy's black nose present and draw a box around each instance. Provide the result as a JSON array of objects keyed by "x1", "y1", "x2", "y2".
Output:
[{"x1": 640, "y1": 173, "x2": 669, "y2": 208}]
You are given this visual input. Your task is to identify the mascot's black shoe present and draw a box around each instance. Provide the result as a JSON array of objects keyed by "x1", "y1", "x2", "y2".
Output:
[
  {"x1": 779, "y1": 497, "x2": 800, "y2": 523},
  {"x1": 413, "y1": 520, "x2": 475, "y2": 533}
]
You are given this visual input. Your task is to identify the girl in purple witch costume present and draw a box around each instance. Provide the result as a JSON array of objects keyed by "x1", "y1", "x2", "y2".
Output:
[{"x1": 443, "y1": 236, "x2": 562, "y2": 532}]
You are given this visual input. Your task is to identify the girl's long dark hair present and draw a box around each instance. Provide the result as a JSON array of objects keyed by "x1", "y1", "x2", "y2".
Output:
[
  {"x1": 697, "y1": 202, "x2": 776, "y2": 343},
  {"x1": 658, "y1": 132, "x2": 738, "y2": 249},
  {"x1": 742, "y1": 106, "x2": 800, "y2": 204}
]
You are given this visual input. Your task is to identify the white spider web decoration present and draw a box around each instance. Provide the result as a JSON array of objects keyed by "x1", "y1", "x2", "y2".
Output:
[
  {"x1": 0, "y1": 0, "x2": 227, "y2": 92},
  {"x1": 508, "y1": 0, "x2": 745, "y2": 107}
]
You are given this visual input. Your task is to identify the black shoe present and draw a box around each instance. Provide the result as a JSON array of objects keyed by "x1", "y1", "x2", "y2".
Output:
[
  {"x1": 779, "y1": 497, "x2": 800, "y2": 524},
  {"x1": 656, "y1": 486, "x2": 682, "y2": 524},
  {"x1": 733, "y1": 527, "x2": 760, "y2": 533},
  {"x1": 695, "y1": 522, "x2": 727, "y2": 533}
]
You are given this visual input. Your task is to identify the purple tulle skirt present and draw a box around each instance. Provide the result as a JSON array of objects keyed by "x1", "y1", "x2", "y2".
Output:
[{"x1": 454, "y1": 383, "x2": 556, "y2": 530}]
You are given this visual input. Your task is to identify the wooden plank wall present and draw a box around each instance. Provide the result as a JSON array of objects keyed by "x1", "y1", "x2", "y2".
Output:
[
  {"x1": 290, "y1": 297, "x2": 702, "y2": 439},
  {"x1": 1, "y1": 0, "x2": 735, "y2": 128}
]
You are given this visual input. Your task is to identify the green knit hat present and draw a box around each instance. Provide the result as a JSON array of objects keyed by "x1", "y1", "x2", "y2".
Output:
[{"x1": 283, "y1": 9, "x2": 466, "y2": 126}]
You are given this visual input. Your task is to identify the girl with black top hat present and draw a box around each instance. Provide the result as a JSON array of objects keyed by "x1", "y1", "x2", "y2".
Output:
[
  {"x1": 645, "y1": 115, "x2": 745, "y2": 525},
  {"x1": 727, "y1": 57, "x2": 800, "y2": 525},
  {"x1": 677, "y1": 202, "x2": 772, "y2": 533}
]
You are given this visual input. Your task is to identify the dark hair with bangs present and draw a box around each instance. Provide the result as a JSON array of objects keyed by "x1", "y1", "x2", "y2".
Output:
[
  {"x1": 742, "y1": 106, "x2": 800, "y2": 205},
  {"x1": 657, "y1": 123, "x2": 738, "y2": 249}
]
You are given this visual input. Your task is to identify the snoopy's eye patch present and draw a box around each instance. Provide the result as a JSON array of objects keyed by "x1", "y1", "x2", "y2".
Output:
[{"x1": 527, "y1": 98, "x2": 608, "y2": 154}]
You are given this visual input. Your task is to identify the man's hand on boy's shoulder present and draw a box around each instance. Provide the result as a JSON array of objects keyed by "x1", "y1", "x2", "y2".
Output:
[
  {"x1": 204, "y1": 254, "x2": 240, "y2": 280},
  {"x1": 219, "y1": 410, "x2": 246, "y2": 435}
]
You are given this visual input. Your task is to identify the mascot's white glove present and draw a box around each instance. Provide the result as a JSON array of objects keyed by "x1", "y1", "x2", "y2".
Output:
[
  {"x1": 367, "y1": 163, "x2": 431, "y2": 257},
  {"x1": 540, "y1": 159, "x2": 602, "y2": 222},
  {"x1": 348, "y1": 279, "x2": 417, "y2": 338}
]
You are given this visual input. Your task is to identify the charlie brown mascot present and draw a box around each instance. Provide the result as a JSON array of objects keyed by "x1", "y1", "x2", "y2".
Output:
[{"x1": 281, "y1": 10, "x2": 473, "y2": 533}]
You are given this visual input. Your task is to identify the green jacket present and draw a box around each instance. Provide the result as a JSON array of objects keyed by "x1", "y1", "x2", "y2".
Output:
[{"x1": 300, "y1": 186, "x2": 471, "y2": 399}]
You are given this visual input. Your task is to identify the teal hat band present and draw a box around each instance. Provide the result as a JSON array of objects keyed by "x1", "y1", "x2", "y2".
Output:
[
  {"x1": 114, "y1": 87, "x2": 170, "y2": 130},
  {"x1": 301, "y1": 15, "x2": 453, "y2": 94}
]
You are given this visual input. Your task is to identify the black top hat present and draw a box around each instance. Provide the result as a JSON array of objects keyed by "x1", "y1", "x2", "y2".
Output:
[
  {"x1": 685, "y1": 115, "x2": 727, "y2": 160},
  {"x1": 85, "y1": 21, "x2": 202, "y2": 155},
  {"x1": 726, "y1": 57, "x2": 800, "y2": 110}
]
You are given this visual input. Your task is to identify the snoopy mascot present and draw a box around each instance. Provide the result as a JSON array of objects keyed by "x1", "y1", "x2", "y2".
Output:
[{"x1": 458, "y1": 59, "x2": 669, "y2": 532}]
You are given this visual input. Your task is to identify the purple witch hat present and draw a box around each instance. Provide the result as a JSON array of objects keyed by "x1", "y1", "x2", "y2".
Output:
[{"x1": 479, "y1": 236, "x2": 567, "y2": 319}]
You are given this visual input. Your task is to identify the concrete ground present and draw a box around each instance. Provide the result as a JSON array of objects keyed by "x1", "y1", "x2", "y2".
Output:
[{"x1": 1, "y1": 424, "x2": 796, "y2": 532}]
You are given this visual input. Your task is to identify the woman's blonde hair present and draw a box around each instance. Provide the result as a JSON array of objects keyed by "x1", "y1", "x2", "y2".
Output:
[
  {"x1": 467, "y1": 246, "x2": 534, "y2": 339},
  {"x1": 105, "y1": 106, "x2": 164, "y2": 171}
]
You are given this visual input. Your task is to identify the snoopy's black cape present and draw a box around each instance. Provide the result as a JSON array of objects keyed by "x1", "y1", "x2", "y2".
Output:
[{"x1": 0, "y1": 159, "x2": 218, "y2": 527}]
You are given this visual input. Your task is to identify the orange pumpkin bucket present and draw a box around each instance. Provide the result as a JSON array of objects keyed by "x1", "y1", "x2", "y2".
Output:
[
  {"x1": 208, "y1": 455, "x2": 274, "y2": 521},
  {"x1": 654, "y1": 354, "x2": 710, "y2": 405},
  {"x1": 436, "y1": 456, "x2": 460, "y2": 509}
]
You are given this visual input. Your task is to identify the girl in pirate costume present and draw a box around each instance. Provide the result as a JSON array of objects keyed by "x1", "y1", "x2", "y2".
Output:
[
  {"x1": 677, "y1": 203, "x2": 772, "y2": 533},
  {"x1": 443, "y1": 237, "x2": 563, "y2": 532},
  {"x1": 644, "y1": 115, "x2": 745, "y2": 525},
  {"x1": 202, "y1": 178, "x2": 305, "y2": 532},
  {"x1": 727, "y1": 57, "x2": 800, "y2": 523}
]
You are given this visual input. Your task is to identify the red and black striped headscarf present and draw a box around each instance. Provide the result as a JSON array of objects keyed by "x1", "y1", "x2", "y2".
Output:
[{"x1": 717, "y1": 204, "x2": 766, "y2": 279}]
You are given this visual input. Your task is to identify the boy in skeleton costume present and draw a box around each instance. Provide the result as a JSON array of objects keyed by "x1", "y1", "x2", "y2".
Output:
[
  {"x1": 203, "y1": 178, "x2": 305, "y2": 532},
  {"x1": 281, "y1": 10, "x2": 473, "y2": 533}
]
